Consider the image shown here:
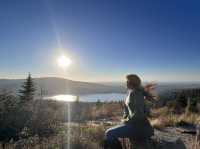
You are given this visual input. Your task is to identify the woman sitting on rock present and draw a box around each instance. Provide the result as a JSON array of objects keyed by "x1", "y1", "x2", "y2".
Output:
[{"x1": 104, "y1": 74, "x2": 156, "y2": 149}]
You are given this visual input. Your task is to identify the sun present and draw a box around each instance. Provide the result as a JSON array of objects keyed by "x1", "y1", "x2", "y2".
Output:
[{"x1": 57, "y1": 55, "x2": 71, "y2": 68}]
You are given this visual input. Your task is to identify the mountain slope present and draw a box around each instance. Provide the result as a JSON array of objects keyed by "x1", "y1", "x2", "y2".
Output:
[
  {"x1": 0, "y1": 77, "x2": 126, "y2": 96},
  {"x1": 1, "y1": 78, "x2": 200, "y2": 97}
]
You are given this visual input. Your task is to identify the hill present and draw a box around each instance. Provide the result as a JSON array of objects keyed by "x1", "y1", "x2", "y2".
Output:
[
  {"x1": 1, "y1": 78, "x2": 200, "y2": 97},
  {"x1": 0, "y1": 77, "x2": 126, "y2": 96}
]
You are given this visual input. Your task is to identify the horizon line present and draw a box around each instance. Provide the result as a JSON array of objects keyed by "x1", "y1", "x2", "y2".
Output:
[{"x1": 0, "y1": 76, "x2": 200, "y2": 84}]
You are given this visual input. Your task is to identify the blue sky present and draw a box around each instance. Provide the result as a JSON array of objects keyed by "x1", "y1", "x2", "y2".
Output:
[{"x1": 0, "y1": 0, "x2": 200, "y2": 82}]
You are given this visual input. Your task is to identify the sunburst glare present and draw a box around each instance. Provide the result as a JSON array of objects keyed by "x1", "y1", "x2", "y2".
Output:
[{"x1": 57, "y1": 55, "x2": 71, "y2": 69}]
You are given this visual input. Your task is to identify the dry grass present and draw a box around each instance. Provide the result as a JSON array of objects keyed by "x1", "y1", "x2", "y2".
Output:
[
  {"x1": 150, "y1": 114, "x2": 178, "y2": 129},
  {"x1": 0, "y1": 124, "x2": 106, "y2": 149},
  {"x1": 150, "y1": 107, "x2": 200, "y2": 130},
  {"x1": 1, "y1": 99, "x2": 200, "y2": 149},
  {"x1": 189, "y1": 137, "x2": 200, "y2": 149}
]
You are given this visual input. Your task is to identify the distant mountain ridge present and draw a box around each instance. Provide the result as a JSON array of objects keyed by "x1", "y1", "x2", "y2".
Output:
[
  {"x1": 0, "y1": 77, "x2": 126, "y2": 96},
  {"x1": 0, "y1": 77, "x2": 200, "y2": 97}
]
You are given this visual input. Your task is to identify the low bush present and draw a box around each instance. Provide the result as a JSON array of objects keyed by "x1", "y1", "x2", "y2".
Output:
[{"x1": 0, "y1": 91, "x2": 62, "y2": 142}]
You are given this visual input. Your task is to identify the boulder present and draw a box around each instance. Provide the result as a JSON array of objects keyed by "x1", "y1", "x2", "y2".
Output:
[
  {"x1": 120, "y1": 136, "x2": 186, "y2": 149},
  {"x1": 149, "y1": 136, "x2": 186, "y2": 149}
]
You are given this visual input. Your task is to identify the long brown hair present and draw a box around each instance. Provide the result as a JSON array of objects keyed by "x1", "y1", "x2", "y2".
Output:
[
  {"x1": 144, "y1": 82, "x2": 157, "y2": 101},
  {"x1": 126, "y1": 74, "x2": 141, "y2": 88},
  {"x1": 126, "y1": 74, "x2": 157, "y2": 100}
]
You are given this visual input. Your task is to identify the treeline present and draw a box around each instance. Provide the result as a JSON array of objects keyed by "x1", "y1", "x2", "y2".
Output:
[
  {"x1": 166, "y1": 88, "x2": 200, "y2": 113},
  {"x1": 0, "y1": 74, "x2": 63, "y2": 143},
  {"x1": 0, "y1": 74, "x2": 124, "y2": 144}
]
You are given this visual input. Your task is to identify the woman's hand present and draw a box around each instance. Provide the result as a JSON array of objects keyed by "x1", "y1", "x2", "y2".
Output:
[{"x1": 121, "y1": 117, "x2": 129, "y2": 123}]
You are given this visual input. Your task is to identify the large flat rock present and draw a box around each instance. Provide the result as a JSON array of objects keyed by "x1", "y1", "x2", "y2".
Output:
[{"x1": 122, "y1": 127, "x2": 194, "y2": 149}]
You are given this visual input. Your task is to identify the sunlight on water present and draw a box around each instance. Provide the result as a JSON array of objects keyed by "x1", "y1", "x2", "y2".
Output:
[
  {"x1": 67, "y1": 102, "x2": 71, "y2": 149},
  {"x1": 45, "y1": 95, "x2": 74, "y2": 148},
  {"x1": 45, "y1": 93, "x2": 126, "y2": 102},
  {"x1": 48, "y1": 94, "x2": 77, "y2": 102}
]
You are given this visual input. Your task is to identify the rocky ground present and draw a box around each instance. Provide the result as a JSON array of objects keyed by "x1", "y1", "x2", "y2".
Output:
[
  {"x1": 154, "y1": 127, "x2": 197, "y2": 149},
  {"x1": 87, "y1": 120, "x2": 198, "y2": 149}
]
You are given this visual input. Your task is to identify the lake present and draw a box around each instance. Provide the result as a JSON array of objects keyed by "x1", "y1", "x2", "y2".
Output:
[{"x1": 45, "y1": 93, "x2": 126, "y2": 102}]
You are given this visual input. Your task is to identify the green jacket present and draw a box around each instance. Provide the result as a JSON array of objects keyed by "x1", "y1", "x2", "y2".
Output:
[{"x1": 123, "y1": 87, "x2": 154, "y2": 137}]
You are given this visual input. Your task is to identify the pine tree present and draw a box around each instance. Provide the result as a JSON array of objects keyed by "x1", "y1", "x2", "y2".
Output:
[{"x1": 19, "y1": 73, "x2": 35, "y2": 103}]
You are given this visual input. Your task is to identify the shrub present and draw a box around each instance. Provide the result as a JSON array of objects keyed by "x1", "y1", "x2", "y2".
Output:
[{"x1": 0, "y1": 91, "x2": 62, "y2": 142}]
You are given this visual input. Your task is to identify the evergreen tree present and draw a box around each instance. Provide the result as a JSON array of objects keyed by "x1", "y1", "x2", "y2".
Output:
[
  {"x1": 19, "y1": 73, "x2": 35, "y2": 103},
  {"x1": 96, "y1": 99, "x2": 102, "y2": 108}
]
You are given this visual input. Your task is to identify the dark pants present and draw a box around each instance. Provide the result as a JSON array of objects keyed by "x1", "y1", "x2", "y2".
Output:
[{"x1": 104, "y1": 123, "x2": 136, "y2": 149}]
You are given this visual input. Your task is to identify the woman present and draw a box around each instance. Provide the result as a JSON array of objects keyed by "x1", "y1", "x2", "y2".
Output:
[{"x1": 103, "y1": 74, "x2": 156, "y2": 149}]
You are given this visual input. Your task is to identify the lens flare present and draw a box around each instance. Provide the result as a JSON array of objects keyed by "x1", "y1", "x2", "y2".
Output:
[{"x1": 57, "y1": 55, "x2": 71, "y2": 68}]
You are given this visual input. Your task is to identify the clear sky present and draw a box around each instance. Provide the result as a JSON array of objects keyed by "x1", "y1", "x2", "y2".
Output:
[{"x1": 0, "y1": 0, "x2": 200, "y2": 82}]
